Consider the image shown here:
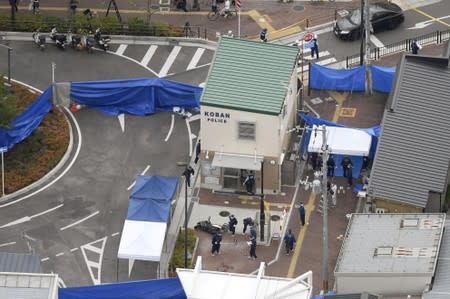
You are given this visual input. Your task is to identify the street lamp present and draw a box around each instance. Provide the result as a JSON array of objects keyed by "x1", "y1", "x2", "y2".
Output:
[{"x1": 260, "y1": 161, "x2": 265, "y2": 241}]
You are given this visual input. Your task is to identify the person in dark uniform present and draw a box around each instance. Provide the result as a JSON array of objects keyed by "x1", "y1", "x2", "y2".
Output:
[
  {"x1": 310, "y1": 152, "x2": 318, "y2": 171},
  {"x1": 228, "y1": 214, "x2": 238, "y2": 237},
  {"x1": 183, "y1": 166, "x2": 195, "y2": 187},
  {"x1": 260, "y1": 28, "x2": 268, "y2": 42},
  {"x1": 249, "y1": 236, "x2": 257, "y2": 260},
  {"x1": 298, "y1": 203, "x2": 306, "y2": 226},
  {"x1": 341, "y1": 156, "x2": 352, "y2": 178},
  {"x1": 211, "y1": 232, "x2": 222, "y2": 256},
  {"x1": 311, "y1": 36, "x2": 319, "y2": 59},
  {"x1": 326, "y1": 156, "x2": 335, "y2": 177},
  {"x1": 243, "y1": 217, "x2": 254, "y2": 234},
  {"x1": 284, "y1": 229, "x2": 296, "y2": 255},
  {"x1": 243, "y1": 172, "x2": 255, "y2": 195},
  {"x1": 362, "y1": 156, "x2": 370, "y2": 170},
  {"x1": 194, "y1": 139, "x2": 201, "y2": 164}
]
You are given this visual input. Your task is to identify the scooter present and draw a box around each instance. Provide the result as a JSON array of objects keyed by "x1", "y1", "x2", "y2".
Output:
[
  {"x1": 84, "y1": 34, "x2": 96, "y2": 53},
  {"x1": 194, "y1": 217, "x2": 229, "y2": 235},
  {"x1": 67, "y1": 31, "x2": 83, "y2": 50},
  {"x1": 50, "y1": 27, "x2": 67, "y2": 50},
  {"x1": 32, "y1": 29, "x2": 46, "y2": 51},
  {"x1": 94, "y1": 28, "x2": 111, "y2": 51}
]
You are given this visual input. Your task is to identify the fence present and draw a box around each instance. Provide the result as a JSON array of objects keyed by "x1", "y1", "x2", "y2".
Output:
[{"x1": 345, "y1": 29, "x2": 450, "y2": 68}]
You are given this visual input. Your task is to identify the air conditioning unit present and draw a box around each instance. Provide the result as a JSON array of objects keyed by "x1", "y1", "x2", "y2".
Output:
[{"x1": 375, "y1": 208, "x2": 385, "y2": 214}]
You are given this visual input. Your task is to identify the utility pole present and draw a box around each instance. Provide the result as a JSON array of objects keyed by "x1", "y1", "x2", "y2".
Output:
[
  {"x1": 260, "y1": 161, "x2": 265, "y2": 241},
  {"x1": 320, "y1": 125, "x2": 329, "y2": 293},
  {"x1": 9, "y1": 0, "x2": 16, "y2": 30},
  {"x1": 364, "y1": 0, "x2": 372, "y2": 94},
  {"x1": 359, "y1": 0, "x2": 364, "y2": 66}
]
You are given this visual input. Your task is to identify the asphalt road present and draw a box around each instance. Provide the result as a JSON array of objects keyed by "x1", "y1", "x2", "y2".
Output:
[{"x1": 0, "y1": 39, "x2": 204, "y2": 286}]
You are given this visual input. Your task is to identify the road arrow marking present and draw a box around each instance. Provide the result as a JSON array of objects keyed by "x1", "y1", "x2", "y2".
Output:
[
  {"x1": 407, "y1": 15, "x2": 450, "y2": 30},
  {"x1": 0, "y1": 204, "x2": 64, "y2": 228}
]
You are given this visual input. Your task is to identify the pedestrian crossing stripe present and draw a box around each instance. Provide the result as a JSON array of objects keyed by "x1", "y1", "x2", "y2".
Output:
[{"x1": 141, "y1": 45, "x2": 158, "y2": 66}]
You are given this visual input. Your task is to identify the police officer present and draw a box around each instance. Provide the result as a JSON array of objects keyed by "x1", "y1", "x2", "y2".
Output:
[{"x1": 260, "y1": 28, "x2": 268, "y2": 42}]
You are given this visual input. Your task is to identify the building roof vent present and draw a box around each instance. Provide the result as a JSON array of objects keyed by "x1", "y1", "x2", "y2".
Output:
[
  {"x1": 374, "y1": 247, "x2": 393, "y2": 256},
  {"x1": 400, "y1": 218, "x2": 419, "y2": 228}
]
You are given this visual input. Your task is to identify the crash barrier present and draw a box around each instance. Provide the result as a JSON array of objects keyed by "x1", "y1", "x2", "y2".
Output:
[
  {"x1": 345, "y1": 29, "x2": 450, "y2": 68},
  {"x1": 309, "y1": 64, "x2": 395, "y2": 93}
]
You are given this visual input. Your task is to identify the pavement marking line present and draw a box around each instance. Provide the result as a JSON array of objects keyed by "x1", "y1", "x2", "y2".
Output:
[
  {"x1": 111, "y1": 232, "x2": 120, "y2": 237},
  {"x1": 159, "y1": 46, "x2": 182, "y2": 77},
  {"x1": 41, "y1": 257, "x2": 50, "y2": 262},
  {"x1": 70, "y1": 248, "x2": 79, "y2": 252},
  {"x1": 247, "y1": 10, "x2": 275, "y2": 32},
  {"x1": 187, "y1": 48, "x2": 205, "y2": 71},
  {"x1": 140, "y1": 45, "x2": 158, "y2": 66},
  {"x1": 55, "y1": 252, "x2": 65, "y2": 257},
  {"x1": 0, "y1": 204, "x2": 64, "y2": 228},
  {"x1": 127, "y1": 165, "x2": 151, "y2": 190},
  {"x1": 328, "y1": 91, "x2": 348, "y2": 122},
  {"x1": 80, "y1": 237, "x2": 108, "y2": 285},
  {"x1": 287, "y1": 191, "x2": 316, "y2": 278},
  {"x1": 370, "y1": 35, "x2": 385, "y2": 48},
  {"x1": 165, "y1": 114, "x2": 175, "y2": 142},
  {"x1": 412, "y1": 7, "x2": 450, "y2": 28},
  {"x1": 115, "y1": 44, "x2": 128, "y2": 56},
  {"x1": 60, "y1": 211, "x2": 100, "y2": 231},
  {"x1": 0, "y1": 241, "x2": 16, "y2": 248}
]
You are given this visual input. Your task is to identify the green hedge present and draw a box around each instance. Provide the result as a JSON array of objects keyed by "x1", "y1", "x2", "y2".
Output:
[
  {"x1": 0, "y1": 14, "x2": 182, "y2": 36},
  {"x1": 169, "y1": 228, "x2": 197, "y2": 275}
]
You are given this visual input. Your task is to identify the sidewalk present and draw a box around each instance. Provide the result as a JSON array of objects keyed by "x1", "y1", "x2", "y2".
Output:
[{"x1": 191, "y1": 43, "x2": 447, "y2": 295}]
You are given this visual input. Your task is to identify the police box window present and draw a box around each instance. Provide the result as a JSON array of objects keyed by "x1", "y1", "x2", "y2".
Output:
[{"x1": 238, "y1": 122, "x2": 255, "y2": 140}]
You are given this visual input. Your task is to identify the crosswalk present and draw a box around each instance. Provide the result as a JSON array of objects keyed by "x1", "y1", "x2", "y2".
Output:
[
  {"x1": 108, "y1": 43, "x2": 214, "y2": 78},
  {"x1": 296, "y1": 48, "x2": 337, "y2": 73}
]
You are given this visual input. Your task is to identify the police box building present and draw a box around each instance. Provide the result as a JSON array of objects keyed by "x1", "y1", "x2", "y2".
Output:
[{"x1": 199, "y1": 37, "x2": 300, "y2": 194}]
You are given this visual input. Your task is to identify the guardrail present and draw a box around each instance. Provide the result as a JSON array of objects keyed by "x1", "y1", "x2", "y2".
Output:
[{"x1": 345, "y1": 29, "x2": 450, "y2": 68}]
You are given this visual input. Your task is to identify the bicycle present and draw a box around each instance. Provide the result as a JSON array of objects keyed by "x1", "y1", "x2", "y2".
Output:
[{"x1": 207, "y1": 6, "x2": 237, "y2": 21}]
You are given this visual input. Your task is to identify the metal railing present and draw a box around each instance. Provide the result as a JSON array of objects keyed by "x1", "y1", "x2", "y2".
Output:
[{"x1": 345, "y1": 29, "x2": 450, "y2": 68}]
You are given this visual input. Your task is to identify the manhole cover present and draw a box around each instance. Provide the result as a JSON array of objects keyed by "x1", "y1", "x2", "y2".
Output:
[
  {"x1": 271, "y1": 215, "x2": 281, "y2": 221},
  {"x1": 293, "y1": 5, "x2": 304, "y2": 11},
  {"x1": 219, "y1": 211, "x2": 230, "y2": 217}
]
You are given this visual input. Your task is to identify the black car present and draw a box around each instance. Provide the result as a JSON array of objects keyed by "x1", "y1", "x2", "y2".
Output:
[{"x1": 334, "y1": 2, "x2": 404, "y2": 40}]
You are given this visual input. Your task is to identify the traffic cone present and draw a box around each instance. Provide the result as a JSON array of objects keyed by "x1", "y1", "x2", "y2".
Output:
[{"x1": 70, "y1": 101, "x2": 78, "y2": 113}]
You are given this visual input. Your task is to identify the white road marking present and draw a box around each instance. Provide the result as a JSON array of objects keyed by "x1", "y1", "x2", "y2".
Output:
[
  {"x1": 111, "y1": 232, "x2": 120, "y2": 237},
  {"x1": 296, "y1": 57, "x2": 337, "y2": 73},
  {"x1": 0, "y1": 241, "x2": 16, "y2": 248},
  {"x1": 80, "y1": 237, "x2": 107, "y2": 285},
  {"x1": 41, "y1": 257, "x2": 50, "y2": 262},
  {"x1": 118, "y1": 113, "x2": 125, "y2": 132},
  {"x1": 186, "y1": 118, "x2": 193, "y2": 157},
  {"x1": 188, "y1": 114, "x2": 201, "y2": 122},
  {"x1": 70, "y1": 247, "x2": 79, "y2": 252},
  {"x1": 191, "y1": 62, "x2": 211, "y2": 70},
  {"x1": 55, "y1": 252, "x2": 65, "y2": 257},
  {"x1": 165, "y1": 114, "x2": 175, "y2": 142},
  {"x1": 127, "y1": 165, "x2": 151, "y2": 190},
  {"x1": 187, "y1": 48, "x2": 205, "y2": 70},
  {"x1": 370, "y1": 35, "x2": 385, "y2": 48},
  {"x1": 115, "y1": 44, "x2": 128, "y2": 55},
  {"x1": 0, "y1": 204, "x2": 64, "y2": 228},
  {"x1": 108, "y1": 50, "x2": 160, "y2": 77},
  {"x1": 60, "y1": 211, "x2": 100, "y2": 231},
  {"x1": 141, "y1": 45, "x2": 158, "y2": 66},
  {"x1": 159, "y1": 46, "x2": 182, "y2": 77}
]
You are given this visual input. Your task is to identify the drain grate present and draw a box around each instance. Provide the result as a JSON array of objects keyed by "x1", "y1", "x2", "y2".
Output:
[
  {"x1": 219, "y1": 211, "x2": 230, "y2": 217},
  {"x1": 271, "y1": 215, "x2": 281, "y2": 221}
]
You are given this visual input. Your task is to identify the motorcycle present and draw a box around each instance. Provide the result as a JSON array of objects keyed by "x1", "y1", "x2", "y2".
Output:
[
  {"x1": 67, "y1": 31, "x2": 83, "y2": 50},
  {"x1": 94, "y1": 28, "x2": 111, "y2": 51},
  {"x1": 194, "y1": 217, "x2": 229, "y2": 235},
  {"x1": 49, "y1": 27, "x2": 67, "y2": 50},
  {"x1": 85, "y1": 34, "x2": 96, "y2": 53},
  {"x1": 32, "y1": 29, "x2": 46, "y2": 51}
]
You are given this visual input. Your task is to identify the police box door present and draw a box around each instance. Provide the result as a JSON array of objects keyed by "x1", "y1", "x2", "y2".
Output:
[{"x1": 223, "y1": 168, "x2": 246, "y2": 191}]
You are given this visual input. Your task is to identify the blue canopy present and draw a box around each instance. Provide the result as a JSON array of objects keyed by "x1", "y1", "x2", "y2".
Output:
[
  {"x1": 58, "y1": 278, "x2": 186, "y2": 299},
  {"x1": 127, "y1": 175, "x2": 178, "y2": 222},
  {"x1": 310, "y1": 64, "x2": 365, "y2": 92},
  {"x1": 0, "y1": 87, "x2": 53, "y2": 150},
  {"x1": 371, "y1": 65, "x2": 395, "y2": 93},
  {"x1": 70, "y1": 78, "x2": 202, "y2": 116}
]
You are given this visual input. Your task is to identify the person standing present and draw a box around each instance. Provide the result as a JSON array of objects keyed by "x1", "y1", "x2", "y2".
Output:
[
  {"x1": 32, "y1": 0, "x2": 40, "y2": 15},
  {"x1": 243, "y1": 172, "x2": 255, "y2": 195},
  {"x1": 326, "y1": 156, "x2": 335, "y2": 177},
  {"x1": 284, "y1": 229, "x2": 296, "y2": 255},
  {"x1": 194, "y1": 139, "x2": 201, "y2": 164},
  {"x1": 249, "y1": 224, "x2": 257, "y2": 240},
  {"x1": 341, "y1": 156, "x2": 352, "y2": 178},
  {"x1": 347, "y1": 163, "x2": 353, "y2": 186},
  {"x1": 183, "y1": 166, "x2": 195, "y2": 187},
  {"x1": 298, "y1": 203, "x2": 306, "y2": 226},
  {"x1": 311, "y1": 36, "x2": 319, "y2": 59},
  {"x1": 411, "y1": 39, "x2": 422, "y2": 55},
  {"x1": 249, "y1": 236, "x2": 257, "y2": 260},
  {"x1": 228, "y1": 214, "x2": 238, "y2": 237},
  {"x1": 243, "y1": 217, "x2": 254, "y2": 234},
  {"x1": 211, "y1": 232, "x2": 222, "y2": 256},
  {"x1": 260, "y1": 28, "x2": 268, "y2": 42},
  {"x1": 310, "y1": 152, "x2": 318, "y2": 171},
  {"x1": 70, "y1": 0, "x2": 79, "y2": 16}
]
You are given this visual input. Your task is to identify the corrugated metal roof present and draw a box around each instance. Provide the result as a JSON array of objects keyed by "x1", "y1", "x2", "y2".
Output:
[
  {"x1": 368, "y1": 54, "x2": 450, "y2": 208},
  {"x1": 334, "y1": 214, "x2": 445, "y2": 274},
  {"x1": 0, "y1": 253, "x2": 41, "y2": 273},
  {"x1": 200, "y1": 37, "x2": 299, "y2": 115},
  {"x1": 325, "y1": 293, "x2": 379, "y2": 299},
  {"x1": 422, "y1": 220, "x2": 450, "y2": 299},
  {"x1": 0, "y1": 272, "x2": 58, "y2": 299}
]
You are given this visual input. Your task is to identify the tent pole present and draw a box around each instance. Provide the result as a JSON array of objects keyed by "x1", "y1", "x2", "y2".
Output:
[{"x1": 184, "y1": 174, "x2": 188, "y2": 268}]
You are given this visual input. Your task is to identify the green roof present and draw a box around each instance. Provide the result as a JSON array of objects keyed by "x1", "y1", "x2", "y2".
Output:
[{"x1": 200, "y1": 37, "x2": 299, "y2": 115}]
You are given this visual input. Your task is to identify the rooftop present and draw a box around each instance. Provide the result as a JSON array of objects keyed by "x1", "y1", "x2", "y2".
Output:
[{"x1": 335, "y1": 213, "x2": 446, "y2": 274}]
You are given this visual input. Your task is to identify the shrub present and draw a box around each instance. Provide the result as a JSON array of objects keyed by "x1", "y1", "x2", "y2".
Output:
[
  {"x1": 128, "y1": 17, "x2": 147, "y2": 35},
  {"x1": 169, "y1": 228, "x2": 197, "y2": 275},
  {"x1": 0, "y1": 77, "x2": 19, "y2": 128}
]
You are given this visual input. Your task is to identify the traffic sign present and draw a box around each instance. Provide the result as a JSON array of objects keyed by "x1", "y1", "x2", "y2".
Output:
[
  {"x1": 236, "y1": 0, "x2": 241, "y2": 9},
  {"x1": 303, "y1": 32, "x2": 314, "y2": 43},
  {"x1": 0, "y1": 147, "x2": 7, "y2": 153}
]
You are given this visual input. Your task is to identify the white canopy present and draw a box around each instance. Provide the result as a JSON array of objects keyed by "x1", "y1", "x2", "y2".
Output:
[
  {"x1": 118, "y1": 220, "x2": 167, "y2": 261},
  {"x1": 308, "y1": 125, "x2": 372, "y2": 156},
  {"x1": 177, "y1": 257, "x2": 313, "y2": 299}
]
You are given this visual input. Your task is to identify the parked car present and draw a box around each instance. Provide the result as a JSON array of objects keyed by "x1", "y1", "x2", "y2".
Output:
[{"x1": 333, "y1": 2, "x2": 404, "y2": 40}]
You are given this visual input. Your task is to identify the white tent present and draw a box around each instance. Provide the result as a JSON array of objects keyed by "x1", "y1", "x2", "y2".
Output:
[
  {"x1": 307, "y1": 125, "x2": 372, "y2": 156},
  {"x1": 177, "y1": 257, "x2": 313, "y2": 299}
]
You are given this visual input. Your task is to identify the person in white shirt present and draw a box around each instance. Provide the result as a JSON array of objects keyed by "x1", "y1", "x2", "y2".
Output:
[{"x1": 221, "y1": 0, "x2": 231, "y2": 17}]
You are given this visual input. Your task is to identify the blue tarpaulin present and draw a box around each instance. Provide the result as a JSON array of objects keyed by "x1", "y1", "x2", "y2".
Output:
[
  {"x1": 58, "y1": 278, "x2": 186, "y2": 299},
  {"x1": 299, "y1": 112, "x2": 381, "y2": 178},
  {"x1": 310, "y1": 64, "x2": 365, "y2": 92},
  {"x1": 0, "y1": 87, "x2": 53, "y2": 150},
  {"x1": 70, "y1": 78, "x2": 203, "y2": 116},
  {"x1": 371, "y1": 65, "x2": 395, "y2": 93},
  {"x1": 127, "y1": 175, "x2": 178, "y2": 222}
]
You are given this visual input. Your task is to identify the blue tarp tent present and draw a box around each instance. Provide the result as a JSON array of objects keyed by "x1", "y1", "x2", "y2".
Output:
[
  {"x1": 70, "y1": 78, "x2": 202, "y2": 116},
  {"x1": 371, "y1": 65, "x2": 395, "y2": 93},
  {"x1": 118, "y1": 175, "x2": 178, "y2": 261},
  {"x1": 58, "y1": 278, "x2": 186, "y2": 299},
  {"x1": 310, "y1": 64, "x2": 365, "y2": 92},
  {"x1": 299, "y1": 113, "x2": 381, "y2": 179},
  {"x1": 0, "y1": 87, "x2": 53, "y2": 150}
]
